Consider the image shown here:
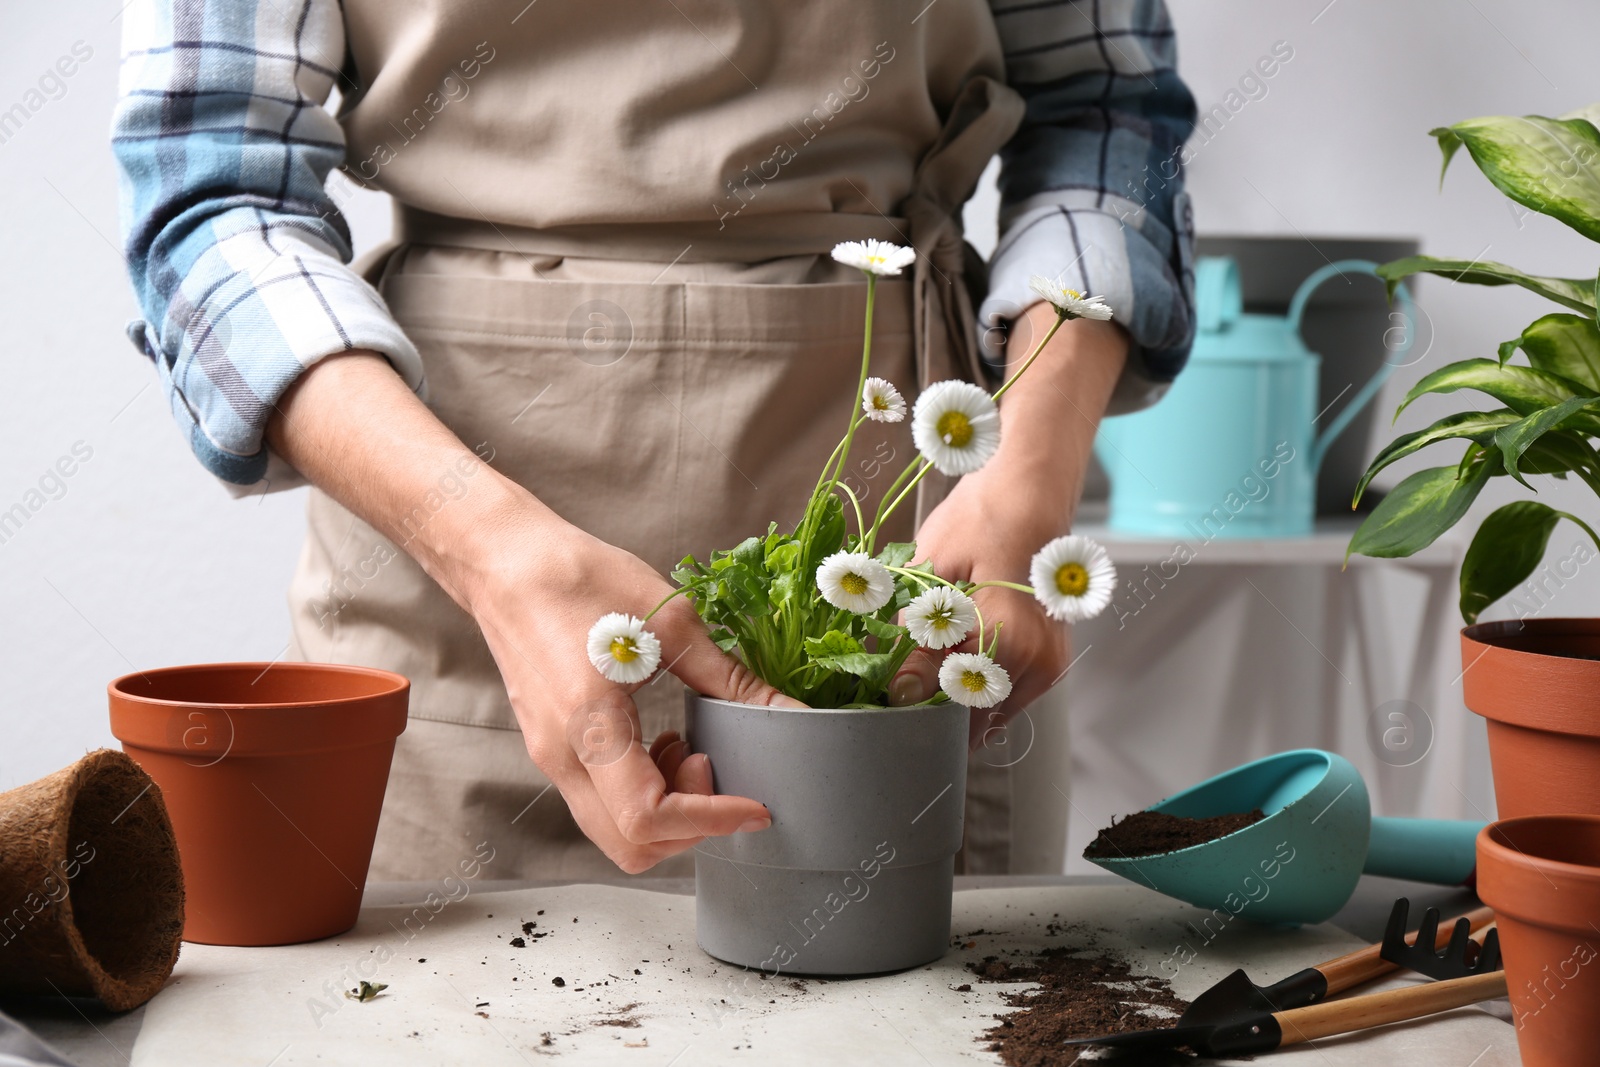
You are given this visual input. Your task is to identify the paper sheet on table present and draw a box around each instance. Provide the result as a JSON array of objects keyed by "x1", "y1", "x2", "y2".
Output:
[{"x1": 130, "y1": 884, "x2": 1517, "y2": 1066}]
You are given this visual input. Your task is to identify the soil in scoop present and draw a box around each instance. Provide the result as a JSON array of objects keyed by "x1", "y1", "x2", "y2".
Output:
[
  {"x1": 972, "y1": 948, "x2": 1189, "y2": 1066},
  {"x1": 1082, "y1": 808, "x2": 1265, "y2": 860}
]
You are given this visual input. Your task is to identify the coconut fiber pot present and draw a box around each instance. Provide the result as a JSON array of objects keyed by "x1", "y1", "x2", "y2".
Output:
[
  {"x1": 0, "y1": 749, "x2": 184, "y2": 1010},
  {"x1": 109, "y1": 663, "x2": 408, "y2": 946},
  {"x1": 1461, "y1": 619, "x2": 1600, "y2": 818},
  {"x1": 1476, "y1": 816, "x2": 1600, "y2": 1067},
  {"x1": 684, "y1": 694, "x2": 968, "y2": 976}
]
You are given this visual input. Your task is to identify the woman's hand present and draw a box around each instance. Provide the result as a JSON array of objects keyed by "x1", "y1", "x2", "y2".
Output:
[
  {"x1": 893, "y1": 468, "x2": 1073, "y2": 747},
  {"x1": 458, "y1": 499, "x2": 801, "y2": 872},
  {"x1": 269, "y1": 351, "x2": 797, "y2": 875},
  {"x1": 888, "y1": 308, "x2": 1128, "y2": 747}
]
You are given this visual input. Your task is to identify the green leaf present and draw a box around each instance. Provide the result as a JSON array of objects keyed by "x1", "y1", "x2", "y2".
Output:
[
  {"x1": 1493, "y1": 396, "x2": 1600, "y2": 487},
  {"x1": 1347, "y1": 454, "x2": 1502, "y2": 560},
  {"x1": 860, "y1": 615, "x2": 909, "y2": 642},
  {"x1": 1436, "y1": 114, "x2": 1600, "y2": 243},
  {"x1": 803, "y1": 495, "x2": 847, "y2": 571},
  {"x1": 1502, "y1": 313, "x2": 1600, "y2": 391},
  {"x1": 1519, "y1": 430, "x2": 1600, "y2": 477},
  {"x1": 1458, "y1": 501, "x2": 1562, "y2": 624},
  {"x1": 803, "y1": 630, "x2": 896, "y2": 689},
  {"x1": 764, "y1": 539, "x2": 799, "y2": 573},
  {"x1": 708, "y1": 628, "x2": 740, "y2": 653},
  {"x1": 876, "y1": 541, "x2": 917, "y2": 568},
  {"x1": 1352, "y1": 409, "x2": 1520, "y2": 506},
  {"x1": 1397, "y1": 359, "x2": 1596, "y2": 421},
  {"x1": 1429, "y1": 125, "x2": 1464, "y2": 188},
  {"x1": 1377, "y1": 257, "x2": 1596, "y2": 315},
  {"x1": 805, "y1": 630, "x2": 861, "y2": 657},
  {"x1": 717, "y1": 563, "x2": 771, "y2": 617},
  {"x1": 731, "y1": 535, "x2": 765, "y2": 573}
]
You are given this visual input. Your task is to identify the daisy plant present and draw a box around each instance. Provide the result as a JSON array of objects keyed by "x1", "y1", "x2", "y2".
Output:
[{"x1": 586, "y1": 246, "x2": 1118, "y2": 708}]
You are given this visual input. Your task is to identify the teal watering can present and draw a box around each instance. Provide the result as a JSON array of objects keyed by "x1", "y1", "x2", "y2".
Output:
[
  {"x1": 1085, "y1": 749, "x2": 1482, "y2": 926},
  {"x1": 1095, "y1": 258, "x2": 1415, "y2": 539}
]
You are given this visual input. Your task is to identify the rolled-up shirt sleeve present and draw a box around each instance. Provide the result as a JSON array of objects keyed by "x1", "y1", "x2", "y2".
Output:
[
  {"x1": 113, "y1": 0, "x2": 424, "y2": 494},
  {"x1": 984, "y1": 0, "x2": 1197, "y2": 413}
]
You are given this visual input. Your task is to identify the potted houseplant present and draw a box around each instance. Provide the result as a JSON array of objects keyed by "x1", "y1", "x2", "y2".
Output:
[
  {"x1": 1347, "y1": 106, "x2": 1600, "y2": 819},
  {"x1": 584, "y1": 240, "x2": 1118, "y2": 974}
]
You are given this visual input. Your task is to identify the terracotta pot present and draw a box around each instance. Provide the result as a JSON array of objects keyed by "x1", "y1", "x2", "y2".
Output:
[
  {"x1": 1476, "y1": 817, "x2": 1600, "y2": 1067},
  {"x1": 0, "y1": 750, "x2": 184, "y2": 1010},
  {"x1": 1460, "y1": 619, "x2": 1600, "y2": 818},
  {"x1": 109, "y1": 663, "x2": 408, "y2": 946}
]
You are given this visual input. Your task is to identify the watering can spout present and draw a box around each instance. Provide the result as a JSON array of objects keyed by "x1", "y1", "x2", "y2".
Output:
[{"x1": 1288, "y1": 260, "x2": 1417, "y2": 475}]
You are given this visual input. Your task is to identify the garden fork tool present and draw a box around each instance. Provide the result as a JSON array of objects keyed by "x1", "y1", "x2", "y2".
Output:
[
  {"x1": 1062, "y1": 899, "x2": 1504, "y2": 1057},
  {"x1": 1378, "y1": 897, "x2": 1501, "y2": 978}
]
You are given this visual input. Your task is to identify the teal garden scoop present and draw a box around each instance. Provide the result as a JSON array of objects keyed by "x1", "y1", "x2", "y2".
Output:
[
  {"x1": 1095, "y1": 259, "x2": 1415, "y2": 538},
  {"x1": 1085, "y1": 750, "x2": 1482, "y2": 926}
]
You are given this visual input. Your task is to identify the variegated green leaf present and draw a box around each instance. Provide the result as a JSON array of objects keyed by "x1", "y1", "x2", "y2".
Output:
[
  {"x1": 1376, "y1": 257, "x2": 1596, "y2": 315},
  {"x1": 1435, "y1": 114, "x2": 1600, "y2": 243},
  {"x1": 1500, "y1": 313, "x2": 1600, "y2": 390},
  {"x1": 1493, "y1": 396, "x2": 1600, "y2": 487},
  {"x1": 1347, "y1": 454, "x2": 1501, "y2": 561},
  {"x1": 1352, "y1": 409, "x2": 1519, "y2": 507},
  {"x1": 1458, "y1": 502, "x2": 1562, "y2": 624},
  {"x1": 1397, "y1": 358, "x2": 1596, "y2": 421}
]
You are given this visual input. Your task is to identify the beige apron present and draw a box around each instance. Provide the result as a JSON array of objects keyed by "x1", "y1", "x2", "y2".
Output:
[{"x1": 289, "y1": 2, "x2": 1025, "y2": 880}]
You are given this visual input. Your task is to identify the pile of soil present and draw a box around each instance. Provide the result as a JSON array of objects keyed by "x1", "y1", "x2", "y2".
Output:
[
  {"x1": 1082, "y1": 808, "x2": 1265, "y2": 860},
  {"x1": 971, "y1": 947, "x2": 1190, "y2": 1066}
]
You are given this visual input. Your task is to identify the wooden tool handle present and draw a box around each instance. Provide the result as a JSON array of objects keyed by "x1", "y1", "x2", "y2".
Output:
[
  {"x1": 1275, "y1": 970, "x2": 1507, "y2": 1046},
  {"x1": 1316, "y1": 904, "x2": 1495, "y2": 994}
]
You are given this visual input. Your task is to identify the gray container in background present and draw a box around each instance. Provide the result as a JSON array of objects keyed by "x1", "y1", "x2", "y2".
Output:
[{"x1": 1196, "y1": 236, "x2": 1421, "y2": 516}]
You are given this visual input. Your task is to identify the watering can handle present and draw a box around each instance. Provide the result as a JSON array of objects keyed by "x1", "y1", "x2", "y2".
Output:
[{"x1": 1286, "y1": 259, "x2": 1417, "y2": 473}]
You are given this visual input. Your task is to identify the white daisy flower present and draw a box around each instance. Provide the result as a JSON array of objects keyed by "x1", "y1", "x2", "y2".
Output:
[
  {"x1": 861, "y1": 377, "x2": 907, "y2": 423},
  {"x1": 904, "y1": 586, "x2": 977, "y2": 650},
  {"x1": 831, "y1": 239, "x2": 916, "y2": 277},
  {"x1": 816, "y1": 551, "x2": 895, "y2": 614},
  {"x1": 938, "y1": 652, "x2": 1012, "y2": 708},
  {"x1": 586, "y1": 613, "x2": 663, "y2": 684},
  {"x1": 911, "y1": 380, "x2": 1001, "y2": 476},
  {"x1": 1027, "y1": 275, "x2": 1114, "y2": 321},
  {"x1": 1029, "y1": 535, "x2": 1116, "y2": 623}
]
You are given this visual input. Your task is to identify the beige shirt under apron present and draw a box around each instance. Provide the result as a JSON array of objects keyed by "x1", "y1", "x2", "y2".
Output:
[{"x1": 289, "y1": 1, "x2": 1028, "y2": 881}]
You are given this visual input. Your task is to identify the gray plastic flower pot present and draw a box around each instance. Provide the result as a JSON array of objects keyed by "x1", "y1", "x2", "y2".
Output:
[{"x1": 684, "y1": 693, "x2": 968, "y2": 976}]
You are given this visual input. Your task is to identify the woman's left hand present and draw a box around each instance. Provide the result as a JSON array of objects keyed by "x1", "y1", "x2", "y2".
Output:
[{"x1": 887, "y1": 309, "x2": 1129, "y2": 749}]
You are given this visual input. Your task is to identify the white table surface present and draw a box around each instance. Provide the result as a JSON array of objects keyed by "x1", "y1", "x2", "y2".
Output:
[{"x1": 12, "y1": 876, "x2": 1510, "y2": 1067}]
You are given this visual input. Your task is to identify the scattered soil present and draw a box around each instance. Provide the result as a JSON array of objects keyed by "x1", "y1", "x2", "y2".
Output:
[
  {"x1": 1083, "y1": 808, "x2": 1265, "y2": 859},
  {"x1": 971, "y1": 947, "x2": 1190, "y2": 1066}
]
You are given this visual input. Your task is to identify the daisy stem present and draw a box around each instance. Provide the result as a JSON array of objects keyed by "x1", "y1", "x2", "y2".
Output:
[
  {"x1": 872, "y1": 459, "x2": 934, "y2": 540},
  {"x1": 990, "y1": 309, "x2": 1068, "y2": 404},
  {"x1": 968, "y1": 580, "x2": 1035, "y2": 595},
  {"x1": 824, "y1": 272, "x2": 877, "y2": 508},
  {"x1": 863, "y1": 453, "x2": 924, "y2": 553},
  {"x1": 886, "y1": 566, "x2": 939, "y2": 588},
  {"x1": 642, "y1": 577, "x2": 710, "y2": 622},
  {"x1": 836, "y1": 479, "x2": 867, "y2": 541},
  {"x1": 985, "y1": 620, "x2": 1004, "y2": 659}
]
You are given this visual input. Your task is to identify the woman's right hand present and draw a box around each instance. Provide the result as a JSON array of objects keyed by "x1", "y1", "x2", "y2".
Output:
[
  {"x1": 268, "y1": 351, "x2": 796, "y2": 874},
  {"x1": 453, "y1": 487, "x2": 799, "y2": 872}
]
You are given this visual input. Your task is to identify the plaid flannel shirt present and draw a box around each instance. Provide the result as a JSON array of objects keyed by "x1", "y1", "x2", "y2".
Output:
[{"x1": 114, "y1": 0, "x2": 1196, "y2": 493}]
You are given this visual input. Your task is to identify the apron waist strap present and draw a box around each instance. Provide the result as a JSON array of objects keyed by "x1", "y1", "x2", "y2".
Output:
[{"x1": 394, "y1": 205, "x2": 908, "y2": 263}]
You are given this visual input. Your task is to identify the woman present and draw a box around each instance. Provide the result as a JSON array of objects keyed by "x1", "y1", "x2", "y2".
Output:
[{"x1": 113, "y1": 0, "x2": 1196, "y2": 880}]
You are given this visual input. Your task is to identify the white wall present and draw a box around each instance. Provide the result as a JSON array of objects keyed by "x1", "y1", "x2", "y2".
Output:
[{"x1": 1, "y1": 0, "x2": 1595, "y2": 792}]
